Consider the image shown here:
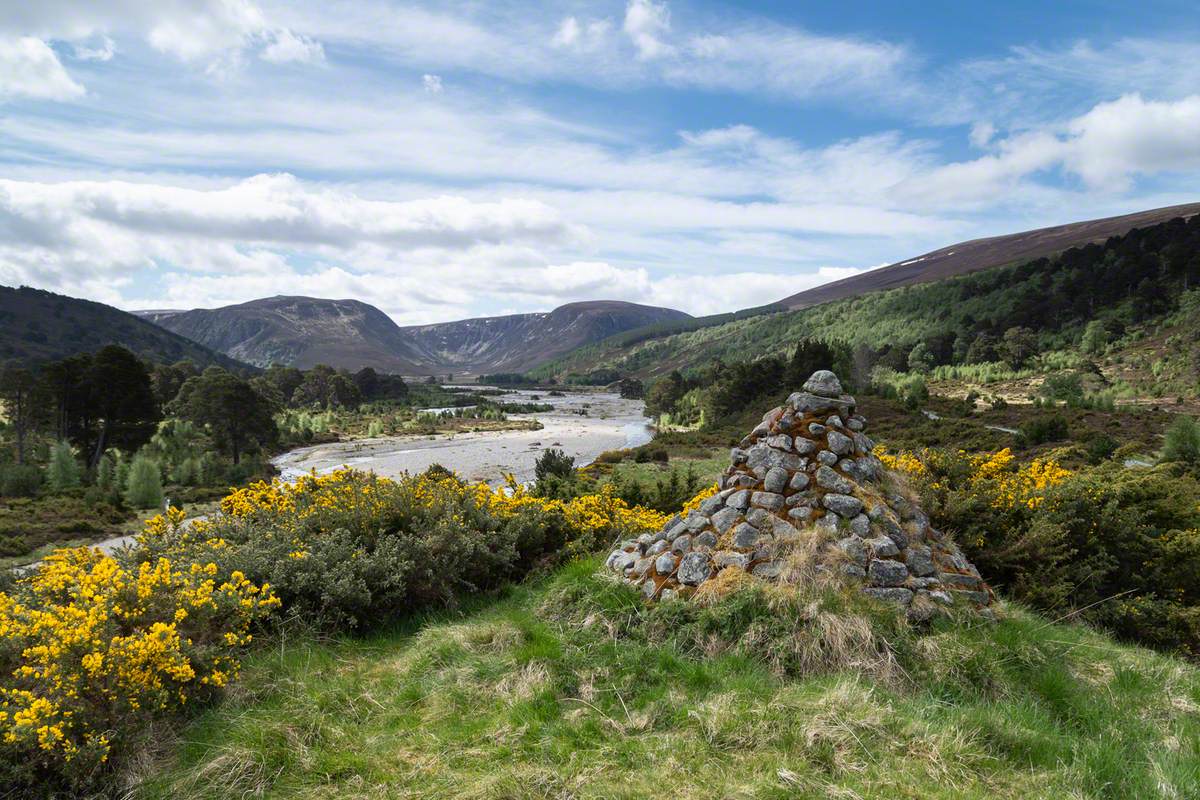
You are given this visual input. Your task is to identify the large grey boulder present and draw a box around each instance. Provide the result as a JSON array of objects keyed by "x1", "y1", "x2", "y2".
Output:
[
  {"x1": 822, "y1": 493, "x2": 864, "y2": 518},
  {"x1": 868, "y1": 559, "x2": 908, "y2": 586},
  {"x1": 677, "y1": 552, "x2": 712, "y2": 585},
  {"x1": 803, "y1": 370, "x2": 843, "y2": 397},
  {"x1": 815, "y1": 465, "x2": 855, "y2": 494}
]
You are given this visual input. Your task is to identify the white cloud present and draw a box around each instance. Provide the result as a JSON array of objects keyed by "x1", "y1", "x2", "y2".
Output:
[
  {"x1": 968, "y1": 121, "x2": 995, "y2": 148},
  {"x1": 0, "y1": 0, "x2": 323, "y2": 89},
  {"x1": 260, "y1": 28, "x2": 324, "y2": 64},
  {"x1": 552, "y1": 17, "x2": 580, "y2": 48},
  {"x1": 903, "y1": 93, "x2": 1200, "y2": 203},
  {"x1": 422, "y1": 73, "x2": 443, "y2": 94},
  {"x1": 71, "y1": 35, "x2": 115, "y2": 62},
  {"x1": 0, "y1": 37, "x2": 85, "y2": 100},
  {"x1": 0, "y1": 174, "x2": 579, "y2": 311},
  {"x1": 1064, "y1": 94, "x2": 1200, "y2": 189},
  {"x1": 624, "y1": 0, "x2": 673, "y2": 60}
]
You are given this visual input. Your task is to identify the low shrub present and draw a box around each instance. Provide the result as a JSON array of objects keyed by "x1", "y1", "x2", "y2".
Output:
[
  {"x1": 0, "y1": 496, "x2": 128, "y2": 558},
  {"x1": 0, "y1": 547, "x2": 279, "y2": 790},
  {"x1": 878, "y1": 445, "x2": 1200, "y2": 655},
  {"x1": 135, "y1": 468, "x2": 666, "y2": 629},
  {"x1": 1019, "y1": 414, "x2": 1069, "y2": 446},
  {"x1": 1163, "y1": 415, "x2": 1200, "y2": 466},
  {"x1": 612, "y1": 464, "x2": 703, "y2": 514},
  {"x1": 1083, "y1": 433, "x2": 1119, "y2": 464},
  {"x1": 0, "y1": 463, "x2": 42, "y2": 498},
  {"x1": 534, "y1": 448, "x2": 575, "y2": 482}
]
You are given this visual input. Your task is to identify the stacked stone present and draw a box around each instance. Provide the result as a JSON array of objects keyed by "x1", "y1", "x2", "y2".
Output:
[{"x1": 604, "y1": 370, "x2": 992, "y2": 614}]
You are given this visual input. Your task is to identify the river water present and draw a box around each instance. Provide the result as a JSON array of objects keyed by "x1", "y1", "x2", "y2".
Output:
[
  {"x1": 272, "y1": 389, "x2": 653, "y2": 485},
  {"x1": 13, "y1": 390, "x2": 650, "y2": 567}
]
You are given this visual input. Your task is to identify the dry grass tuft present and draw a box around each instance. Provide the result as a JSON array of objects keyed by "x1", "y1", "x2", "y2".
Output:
[{"x1": 694, "y1": 565, "x2": 755, "y2": 605}]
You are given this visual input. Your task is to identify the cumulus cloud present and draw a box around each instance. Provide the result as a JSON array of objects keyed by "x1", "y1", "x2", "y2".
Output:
[
  {"x1": 904, "y1": 93, "x2": 1200, "y2": 204},
  {"x1": 260, "y1": 28, "x2": 324, "y2": 64},
  {"x1": 0, "y1": 174, "x2": 579, "y2": 311},
  {"x1": 0, "y1": 37, "x2": 85, "y2": 100},
  {"x1": 552, "y1": 16, "x2": 610, "y2": 51},
  {"x1": 552, "y1": 17, "x2": 580, "y2": 48},
  {"x1": 0, "y1": 0, "x2": 323, "y2": 96},
  {"x1": 1064, "y1": 94, "x2": 1200, "y2": 188},
  {"x1": 71, "y1": 35, "x2": 115, "y2": 62},
  {"x1": 422, "y1": 73, "x2": 443, "y2": 94},
  {"x1": 623, "y1": 0, "x2": 673, "y2": 60}
]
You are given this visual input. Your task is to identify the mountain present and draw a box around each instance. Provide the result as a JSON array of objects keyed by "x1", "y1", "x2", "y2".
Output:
[
  {"x1": 0, "y1": 285, "x2": 248, "y2": 369},
  {"x1": 138, "y1": 296, "x2": 427, "y2": 373},
  {"x1": 142, "y1": 297, "x2": 690, "y2": 375},
  {"x1": 777, "y1": 202, "x2": 1200, "y2": 310},
  {"x1": 399, "y1": 301, "x2": 692, "y2": 374},
  {"x1": 532, "y1": 208, "x2": 1200, "y2": 386}
]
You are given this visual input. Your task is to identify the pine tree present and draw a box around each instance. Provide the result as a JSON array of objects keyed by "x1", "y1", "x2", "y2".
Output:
[
  {"x1": 46, "y1": 441, "x2": 82, "y2": 493},
  {"x1": 95, "y1": 453, "x2": 116, "y2": 495},
  {"x1": 124, "y1": 454, "x2": 164, "y2": 509}
]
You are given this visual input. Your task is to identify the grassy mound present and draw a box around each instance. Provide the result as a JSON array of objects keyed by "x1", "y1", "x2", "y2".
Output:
[{"x1": 128, "y1": 558, "x2": 1200, "y2": 800}]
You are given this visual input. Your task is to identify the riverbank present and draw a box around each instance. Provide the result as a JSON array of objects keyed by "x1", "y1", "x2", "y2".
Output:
[{"x1": 273, "y1": 389, "x2": 652, "y2": 485}]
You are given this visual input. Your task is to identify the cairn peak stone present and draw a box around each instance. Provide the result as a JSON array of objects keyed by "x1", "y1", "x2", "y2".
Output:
[
  {"x1": 803, "y1": 370, "x2": 843, "y2": 398},
  {"x1": 604, "y1": 368, "x2": 994, "y2": 617}
]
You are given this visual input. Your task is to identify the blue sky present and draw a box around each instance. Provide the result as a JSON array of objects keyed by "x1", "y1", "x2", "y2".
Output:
[{"x1": 1, "y1": 1, "x2": 1199, "y2": 324}]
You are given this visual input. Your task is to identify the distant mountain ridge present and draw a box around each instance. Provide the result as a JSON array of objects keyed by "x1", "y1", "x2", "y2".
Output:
[
  {"x1": 141, "y1": 297, "x2": 690, "y2": 374},
  {"x1": 138, "y1": 296, "x2": 427, "y2": 373},
  {"x1": 0, "y1": 285, "x2": 248, "y2": 369},
  {"x1": 400, "y1": 301, "x2": 692, "y2": 374},
  {"x1": 776, "y1": 202, "x2": 1200, "y2": 310}
]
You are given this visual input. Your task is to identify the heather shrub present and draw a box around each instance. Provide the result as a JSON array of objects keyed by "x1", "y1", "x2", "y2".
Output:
[{"x1": 1019, "y1": 414, "x2": 1069, "y2": 445}]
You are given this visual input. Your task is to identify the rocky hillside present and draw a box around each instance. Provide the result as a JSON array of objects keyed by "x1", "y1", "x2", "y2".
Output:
[
  {"x1": 777, "y1": 201, "x2": 1200, "y2": 310},
  {"x1": 140, "y1": 296, "x2": 428, "y2": 373},
  {"x1": 143, "y1": 297, "x2": 688, "y2": 375},
  {"x1": 400, "y1": 301, "x2": 691, "y2": 374},
  {"x1": 0, "y1": 285, "x2": 247, "y2": 369}
]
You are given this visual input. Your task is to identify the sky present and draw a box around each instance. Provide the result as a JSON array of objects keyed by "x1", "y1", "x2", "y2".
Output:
[{"x1": 2, "y1": 1, "x2": 1200, "y2": 325}]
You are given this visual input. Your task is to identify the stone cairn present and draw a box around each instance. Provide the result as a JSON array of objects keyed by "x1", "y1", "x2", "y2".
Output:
[{"x1": 605, "y1": 370, "x2": 992, "y2": 615}]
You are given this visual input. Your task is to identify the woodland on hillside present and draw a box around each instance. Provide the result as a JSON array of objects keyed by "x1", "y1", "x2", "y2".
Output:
[{"x1": 537, "y1": 214, "x2": 1200, "y2": 395}]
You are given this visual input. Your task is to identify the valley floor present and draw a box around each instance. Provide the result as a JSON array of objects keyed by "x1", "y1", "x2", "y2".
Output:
[
  {"x1": 129, "y1": 558, "x2": 1200, "y2": 800},
  {"x1": 273, "y1": 391, "x2": 652, "y2": 485}
]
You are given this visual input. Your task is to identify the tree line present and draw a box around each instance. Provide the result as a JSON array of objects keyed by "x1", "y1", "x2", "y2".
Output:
[{"x1": 0, "y1": 348, "x2": 410, "y2": 499}]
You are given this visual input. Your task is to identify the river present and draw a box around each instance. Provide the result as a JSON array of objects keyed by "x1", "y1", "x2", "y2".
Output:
[
  {"x1": 16, "y1": 390, "x2": 650, "y2": 568},
  {"x1": 272, "y1": 389, "x2": 653, "y2": 485}
]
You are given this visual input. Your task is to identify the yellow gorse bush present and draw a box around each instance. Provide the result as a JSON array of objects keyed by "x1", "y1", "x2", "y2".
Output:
[
  {"x1": 681, "y1": 483, "x2": 719, "y2": 516},
  {"x1": 874, "y1": 445, "x2": 1071, "y2": 511},
  {"x1": 0, "y1": 547, "x2": 278, "y2": 772},
  {"x1": 146, "y1": 468, "x2": 669, "y2": 557}
]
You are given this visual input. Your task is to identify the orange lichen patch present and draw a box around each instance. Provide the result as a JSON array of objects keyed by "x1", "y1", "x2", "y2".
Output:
[{"x1": 694, "y1": 565, "x2": 755, "y2": 606}]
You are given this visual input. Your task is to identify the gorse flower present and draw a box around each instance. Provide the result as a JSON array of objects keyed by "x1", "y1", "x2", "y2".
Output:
[
  {"x1": 874, "y1": 445, "x2": 1071, "y2": 511},
  {"x1": 681, "y1": 483, "x2": 719, "y2": 516},
  {"x1": 0, "y1": 548, "x2": 277, "y2": 773},
  {"x1": 3, "y1": 466, "x2": 668, "y2": 784}
]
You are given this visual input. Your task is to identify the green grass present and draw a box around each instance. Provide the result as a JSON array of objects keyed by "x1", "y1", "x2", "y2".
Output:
[{"x1": 130, "y1": 558, "x2": 1200, "y2": 799}]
